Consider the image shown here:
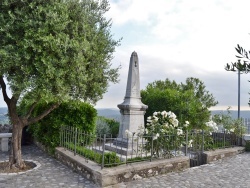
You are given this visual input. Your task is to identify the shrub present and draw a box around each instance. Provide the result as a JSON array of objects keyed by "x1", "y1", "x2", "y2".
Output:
[
  {"x1": 245, "y1": 141, "x2": 250, "y2": 152},
  {"x1": 96, "y1": 117, "x2": 111, "y2": 136},
  {"x1": 66, "y1": 142, "x2": 121, "y2": 166},
  {"x1": 132, "y1": 111, "x2": 189, "y2": 158},
  {"x1": 20, "y1": 100, "x2": 97, "y2": 153},
  {"x1": 96, "y1": 116, "x2": 119, "y2": 137}
]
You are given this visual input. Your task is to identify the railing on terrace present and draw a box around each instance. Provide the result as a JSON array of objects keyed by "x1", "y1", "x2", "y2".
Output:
[
  {"x1": 243, "y1": 118, "x2": 250, "y2": 134},
  {"x1": 59, "y1": 126, "x2": 241, "y2": 169}
]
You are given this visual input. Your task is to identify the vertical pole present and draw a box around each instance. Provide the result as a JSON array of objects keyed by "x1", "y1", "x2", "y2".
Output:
[
  {"x1": 60, "y1": 126, "x2": 62, "y2": 147},
  {"x1": 150, "y1": 133, "x2": 154, "y2": 162},
  {"x1": 101, "y1": 134, "x2": 106, "y2": 169},
  {"x1": 185, "y1": 130, "x2": 188, "y2": 156},
  {"x1": 223, "y1": 130, "x2": 226, "y2": 148},
  {"x1": 74, "y1": 128, "x2": 77, "y2": 156},
  {"x1": 201, "y1": 130, "x2": 204, "y2": 153},
  {"x1": 238, "y1": 69, "x2": 240, "y2": 119}
]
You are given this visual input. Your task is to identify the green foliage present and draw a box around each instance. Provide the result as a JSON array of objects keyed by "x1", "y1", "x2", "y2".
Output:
[
  {"x1": 25, "y1": 100, "x2": 97, "y2": 152},
  {"x1": 189, "y1": 131, "x2": 214, "y2": 151},
  {"x1": 66, "y1": 142, "x2": 121, "y2": 167},
  {"x1": 96, "y1": 116, "x2": 111, "y2": 136},
  {"x1": 103, "y1": 152, "x2": 121, "y2": 167},
  {"x1": 96, "y1": 116, "x2": 119, "y2": 137},
  {"x1": 105, "y1": 118, "x2": 120, "y2": 137},
  {"x1": 212, "y1": 108, "x2": 246, "y2": 136},
  {"x1": 0, "y1": 0, "x2": 120, "y2": 104},
  {"x1": 225, "y1": 44, "x2": 250, "y2": 73},
  {"x1": 245, "y1": 141, "x2": 250, "y2": 152},
  {"x1": 134, "y1": 111, "x2": 188, "y2": 158},
  {"x1": 141, "y1": 77, "x2": 218, "y2": 129}
]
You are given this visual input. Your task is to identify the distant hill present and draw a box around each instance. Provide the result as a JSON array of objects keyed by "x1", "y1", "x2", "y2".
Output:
[
  {"x1": 97, "y1": 109, "x2": 250, "y2": 120},
  {"x1": 0, "y1": 107, "x2": 8, "y2": 124},
  {"x1": 0, "y1": 107, "x2": 7, "y2": 114},
  {"x1": 211, "y1": 110, "x2": 250, "y2": 119},
  {"x1": 96, "y1": 108, "x2": 120, "y2": 121},
  {"x1": 1, "y1": 107, "x2": 250, "y2": 124}
]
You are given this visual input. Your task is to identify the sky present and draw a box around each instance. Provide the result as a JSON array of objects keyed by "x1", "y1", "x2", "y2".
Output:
[
  {"x1": 1, "y1": 0, "x2": 250, "y2": 112},
  {"x1": 95, "y1": 0, "x2": 250, "y2": 111}
]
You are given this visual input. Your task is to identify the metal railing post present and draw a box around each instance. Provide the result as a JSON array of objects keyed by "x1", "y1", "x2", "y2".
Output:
[
  {"x1": 185, "y1": 130, "x2": 188, "y2": 156},
  {"x1": 223, "y1": 130, "x2": 226, "y2": 148},
  {"x1": 201, "y1": 130, "x2": 204, "y2": 153},
  {"x1": 74, "y1": 127, "x2": 77, "y2": 156},
  {"x1": 150, "y1": 133, "x2": 154, "y2": 162},
  {"x1": 101, "y1": 134, "x2": 106, "y2": 169},
  {"x1": 60, "y1": 126, "x2": 62, "y2": 147}
]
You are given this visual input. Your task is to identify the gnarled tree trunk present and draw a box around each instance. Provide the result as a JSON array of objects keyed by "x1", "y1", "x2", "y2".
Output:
[{"x1": 9, "y1": 122, "x2": 26, "y2": 169}]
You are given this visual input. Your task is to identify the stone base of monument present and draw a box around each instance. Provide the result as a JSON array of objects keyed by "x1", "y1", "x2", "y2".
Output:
[
  {"x1": 92, "y1": 145, "x2": 150, "y2": 162},
  {"x1": 91, "y1": 137, "x2": 148, "y2": 161},
  {"x1": 106, "y1": 137, "x2": 145, "y2": 156}
]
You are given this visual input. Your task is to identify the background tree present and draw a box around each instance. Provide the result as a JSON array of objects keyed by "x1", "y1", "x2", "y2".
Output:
[
  {"x1": 225, "y1": 44, "x2": 250, "y2": 108},
  {"x1": 0, "y1": 0, "x2": 120, "y2": 169},
  {"x1": 141, "y1": 77, "x2": 218, "y2": 129},
  {"x1": 225, "y1": 44, "x2": 250, "y2": 73}
]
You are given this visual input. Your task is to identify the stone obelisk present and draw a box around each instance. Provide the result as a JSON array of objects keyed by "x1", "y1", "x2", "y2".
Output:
[{"x1": 115, "y1": 51, "x2": 148, "y2": 148}]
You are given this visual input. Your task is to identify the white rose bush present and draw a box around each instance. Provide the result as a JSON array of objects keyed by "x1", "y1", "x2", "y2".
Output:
[{"x1": 137, "y1": 111, "x2": 189, "y2": 158}]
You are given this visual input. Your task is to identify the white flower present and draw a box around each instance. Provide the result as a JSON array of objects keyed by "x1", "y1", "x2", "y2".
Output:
[
  {"x1": 172, "y1": 119, "x2": 179, "y2": 127},
  {"x1": 153, "y1": 117, "x2": 159, "y2": 122},
  {"x1": 161, "y1": 111, "x2": 167, "y2": 117},
  {"x1": 145, "y1": 128, "x2": 149, "y2": 134},
  {"x1": 230, "y1": 128, "x2": 235, "y2": 132},
  {"x1": 188, "y1": 139, "x2": 193, "y2": 147},
  {"x1": 184, "y1": 121, "x2": 190, "y2": 127},
  {"x1": 147, "y1": 119, "x2": 152, "y2": 123},
  {"x1": 177, "y1": 128, "x2": 183, "y2": 135},
  {"x1": 164, "y1": 123, "x2": 169, "y2": 128},
  {"x1": 206, "y1": 120, "x2": 218, "y2": 132},
  {"x1": 153, "y1": 133, "x2": 160, "y2": 140},
  {"x1": 153, "y1": 112, "x2": 158, "y2": 116}
]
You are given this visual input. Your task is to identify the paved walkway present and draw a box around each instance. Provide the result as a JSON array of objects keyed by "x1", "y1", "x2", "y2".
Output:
[
  {"x1": 1, "y1": 145, "x2": 250, "y2": 188},
  {"x1": 0, "y1": 145, "x2": 98, "y2": 188},
  {"x1": 121, "y1": 152, "x2": 250, "y2": 188}
]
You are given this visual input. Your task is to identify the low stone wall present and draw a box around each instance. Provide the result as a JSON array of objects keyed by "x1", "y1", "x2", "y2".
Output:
[
  {"x1": 55, "y1": 147, "x2": 189, "y2": 187},
  {"x1": 204, "y1": 147, "x2": 245, "y2": 163}
]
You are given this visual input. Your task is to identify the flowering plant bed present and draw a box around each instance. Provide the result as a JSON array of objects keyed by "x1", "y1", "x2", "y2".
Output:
[{"x1": 126, "y1": 111, "x2": 189, "y2": 158}]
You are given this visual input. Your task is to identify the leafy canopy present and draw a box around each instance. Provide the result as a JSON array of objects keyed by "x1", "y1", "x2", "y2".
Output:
[
  {"x1": 0, "y1": 0, "x2": 120, "y2": 105},
  {"x1": 225, "y1": 44, "x2": 250, "y2": 73},
  {"x1": 141, "y1": 77, "x2": 218, "y2": 129}
]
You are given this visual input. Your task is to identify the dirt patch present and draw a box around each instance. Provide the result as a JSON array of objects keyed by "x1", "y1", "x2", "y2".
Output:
[{"x1": 0, "y1": 161, "x2": 36, "y2": 173}]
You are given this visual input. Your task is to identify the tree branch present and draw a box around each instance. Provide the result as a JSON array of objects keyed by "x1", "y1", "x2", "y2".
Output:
[
  {"x1": 26, "y1": 103, "x2": 60, "y2": 126},
  {"x1": 0, "y1": 75, "x2": 11, "y2": 105},
  {"x1": 24, "y1": 101, "x2": 38, "y2": 119}
]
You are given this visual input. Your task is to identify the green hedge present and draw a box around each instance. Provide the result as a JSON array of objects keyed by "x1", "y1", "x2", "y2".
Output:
[{"x1": 22, "y1": 100, "x2": 97, "y2": 153}]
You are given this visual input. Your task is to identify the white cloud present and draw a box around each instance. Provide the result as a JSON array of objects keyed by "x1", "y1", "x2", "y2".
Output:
[{"x1": 96, "y1": 0, "x2": 250, "y2": 110}]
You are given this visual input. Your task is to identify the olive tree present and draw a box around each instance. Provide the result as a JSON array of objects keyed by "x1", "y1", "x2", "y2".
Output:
[{"x1": 0, "y1": 0, "x2": 120, "y2": 169}]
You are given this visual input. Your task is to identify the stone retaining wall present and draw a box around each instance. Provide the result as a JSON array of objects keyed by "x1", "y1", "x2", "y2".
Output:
[
  {"x1": 204, "y1": 147, "x2": 244, "y2": 163},
  {"x1": 55, "y1": 147, "x2": 189, "y2": 187},
  {"x1": 54, "y1": 146, "x2": 245, "y2": 187}
]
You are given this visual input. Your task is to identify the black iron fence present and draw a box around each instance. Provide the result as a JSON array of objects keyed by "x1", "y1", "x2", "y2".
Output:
[
  {"x1": 59, "y1": 126, "x2": 241, "y2": 169},
  {"x1": 243, "y1": 118, "x2": 250, "y2": 134}
]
